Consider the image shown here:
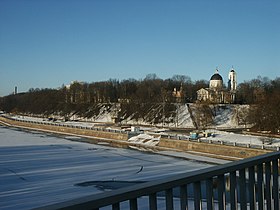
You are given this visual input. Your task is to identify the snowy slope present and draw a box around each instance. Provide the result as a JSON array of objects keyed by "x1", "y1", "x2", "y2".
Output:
[
  {"x1": 212, "y1": 105, "x2": 250, "y2": 128},
  {"x1": 6, "y1": 103, "x2": 250, "y2": 129}
]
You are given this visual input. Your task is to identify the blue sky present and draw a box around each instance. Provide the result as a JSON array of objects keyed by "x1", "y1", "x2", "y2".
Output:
[{"x1": 0, "y1": 0, "x2": 279, "y2": 96}]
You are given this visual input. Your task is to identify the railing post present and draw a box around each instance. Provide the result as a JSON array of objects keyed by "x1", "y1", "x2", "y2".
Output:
[
  {"x1": 206, "y1": 178, "x2": 213, "y2": 210},
  {"x1": 165, "y1": 188, "x2": 174, "y2": 210},
  {"x1": 149, "y1": 193, "x2": 157, "y2": 210},
  {"x1": 248, "y1": 166, "x2": 256, "y2": 210},
  {"x1": 265, "y1": 161, "x2": 272, "y2": 210},
  {"x1": 230, "y1": 172, "x2": 237, "y2": 209},
  {"x1": 112, "y1": 202, "x2": 120, "y2": 210},
  {"x1": 130, "y1": 198, "x2": 138, "y2": 210},
  {"x1": 194, "y1": 181, "x2": 201, "y2": 210},
  {"x1": 180, "y1": 184, "x2": 188, "y2": 210},
  {"x1": 257, "y1": 163, "x2": 264, "y2": 210},
  {"x1": 217, "y1": 175, "x2": 225, "y2": 210},
  {"x1": 239, "y1": 168, "x2": 247, "y2": 210},
  {"x1": 272, "y1": 159, "x2": 279, "y2": 210}
]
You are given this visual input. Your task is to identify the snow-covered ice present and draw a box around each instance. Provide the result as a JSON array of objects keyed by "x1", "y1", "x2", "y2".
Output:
[{"x1": 0, "y1": 125, "x2": 211, "y2": 210}]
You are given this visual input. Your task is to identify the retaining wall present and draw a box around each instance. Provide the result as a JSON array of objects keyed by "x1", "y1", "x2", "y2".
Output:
[
  {"x1": 0, "y1": 115, "x2": 272, "y2": 160},
  {"x1": 159, "y1": 138, "x2": 270, "y2": 159},
  {"x1": 0, "y1": 116, "x2": 128, "y2": 141}
]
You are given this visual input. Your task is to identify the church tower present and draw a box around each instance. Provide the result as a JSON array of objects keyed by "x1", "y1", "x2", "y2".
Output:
[
  {"x1": 228, "y1": 67, "x2": 237, "y2": 91},
  {"x1": 228, "y1": 67, "x2": 237, "y2": 102}
]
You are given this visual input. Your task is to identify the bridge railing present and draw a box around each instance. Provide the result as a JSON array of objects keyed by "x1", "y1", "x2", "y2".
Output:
[{"x1": 35, "y1": 151, "x2": 280, "y2": 210}]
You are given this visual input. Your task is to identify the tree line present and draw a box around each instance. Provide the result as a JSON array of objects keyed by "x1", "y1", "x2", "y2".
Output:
[
  {"x1": 0, "y1": 74, "x2": 279, "y2": 133},
  {"x1": 244, "y1": 76, "x2": 280, "y2": 134}
]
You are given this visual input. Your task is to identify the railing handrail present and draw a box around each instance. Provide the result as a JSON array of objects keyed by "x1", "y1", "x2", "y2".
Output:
[
  {"x1": 33, "y1": 151, "x2": 280, "y2": 210},
  {"x1": 0, "y1": 114, "x2": 129, "y2": 135}
]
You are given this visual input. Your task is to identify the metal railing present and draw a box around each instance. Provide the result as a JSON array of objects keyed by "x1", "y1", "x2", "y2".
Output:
[
  {"x1": 161, "y1": 134, "x2": 280, "y2": 151},
  {"x1": 35, "y1": 151, "x2": 280, "y2": 210},
  {"x1": 0, "y1": 115, "x2": 129, "y2": 134}
]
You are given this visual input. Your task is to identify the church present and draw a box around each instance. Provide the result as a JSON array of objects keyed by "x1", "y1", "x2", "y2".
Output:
[{"x1": 196, "y1": 67, "x2": 237, "y2": 103}]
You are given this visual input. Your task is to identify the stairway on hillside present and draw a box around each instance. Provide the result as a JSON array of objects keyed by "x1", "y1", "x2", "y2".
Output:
[
  {"x1": 174, "y1": 104, "x2": 196, "y2": 128},
  {"x1": 186, "y1": 103, "x2": 198, "y2": 129}
]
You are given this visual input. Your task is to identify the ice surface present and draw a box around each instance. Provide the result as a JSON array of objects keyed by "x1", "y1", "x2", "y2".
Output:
[{"x1": 0, "y1": 125, "x2": 211, "y2": 210}]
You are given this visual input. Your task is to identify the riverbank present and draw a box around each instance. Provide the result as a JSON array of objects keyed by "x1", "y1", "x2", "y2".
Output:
[{"x1": 0, "y1": 115, "x2": 271, "y2": 162}]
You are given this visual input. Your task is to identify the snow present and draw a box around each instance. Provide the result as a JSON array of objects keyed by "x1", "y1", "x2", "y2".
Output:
[
  {"x1": 203, "y1": 130, "x2": 280, "y2": 147},
  {"x1": 176, "y1": 104, "x2": 194, "y2": 127},
  {"x1": 94, "y1": 105, "x2": 113, "y2": 122},
  {"x1": 8, "y1": 114, "x2": 98, "y2": 128},
  {"x1": 212, "y1": 105, "x2": 250, "y2": 128},
  {"x1": 156, "y1": 150, "x2": 231, "y2": 165},
  {"x1": 213, "y1": 105, "x2": 236, "y2": 127},
  {"x1": 5, "y1": 103, "x2": 250, "y2": 129},
  {"x1": 128, "y1": 133, "x2": 160, "y2": 146},
  {"x1": 0, "y1": 125, "x2": 211, "y2": 210}
]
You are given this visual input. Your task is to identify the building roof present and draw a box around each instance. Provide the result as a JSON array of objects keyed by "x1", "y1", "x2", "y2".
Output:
[
  {"x1": 230, "y1": 66, "x2": 235, "y2": 72},
  {"x1": 210, "y1": 73, "x2": 223, "y2": 81}
]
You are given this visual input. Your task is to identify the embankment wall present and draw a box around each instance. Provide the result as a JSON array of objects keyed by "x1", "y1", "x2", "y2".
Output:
[
  {"x1": 0, "y1": 116, "x2": 128, "y2": 141},
  {"x1": 0, "y1": 116, "x2": 272, "y2": 160},
  {"x1": 159, "y1": 138, "x2": 269, "y2": 159}
]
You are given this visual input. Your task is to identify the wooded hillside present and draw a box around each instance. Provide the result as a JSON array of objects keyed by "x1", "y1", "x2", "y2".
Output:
[{"x1": 0, "y1": 75, "x2": 279, "y2": 133}]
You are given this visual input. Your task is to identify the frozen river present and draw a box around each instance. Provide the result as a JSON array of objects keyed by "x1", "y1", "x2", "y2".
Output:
[{"x1": 0, "y1": 125, "x2": 212, "y2": 209}]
